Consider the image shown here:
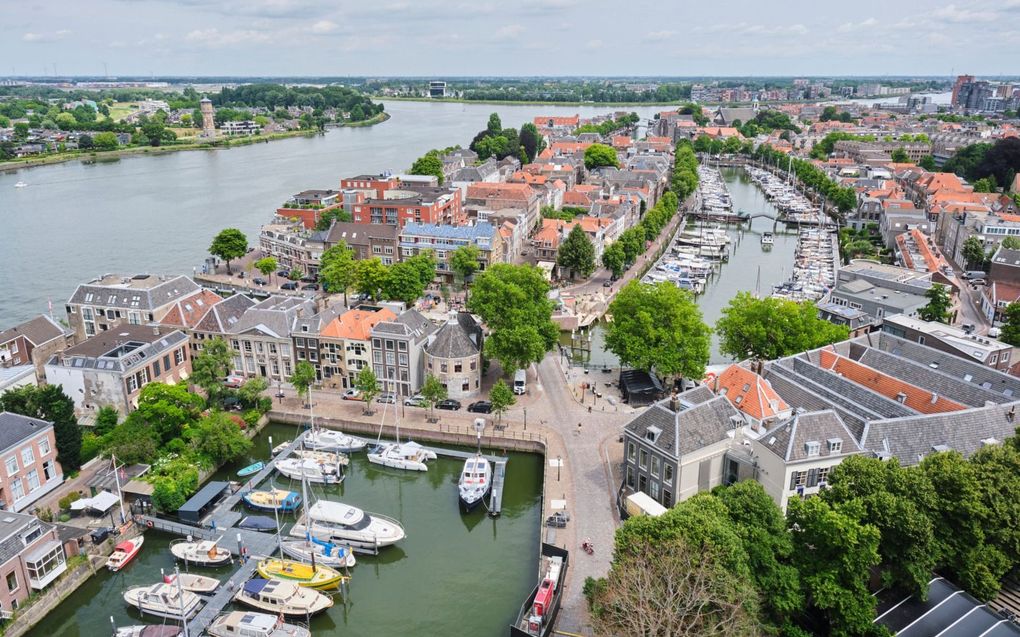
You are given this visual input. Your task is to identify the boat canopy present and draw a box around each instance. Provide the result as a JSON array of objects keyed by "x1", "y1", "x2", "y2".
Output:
[
  {"x1": 309, "y1": 501, "x2": 365, "y2": 527},
  {"x1": 239, "y1": 516, "x2": 277, "y2": 531},
  {"x1": 243, "y1": 579, "x2": 271, "y2": 596}
]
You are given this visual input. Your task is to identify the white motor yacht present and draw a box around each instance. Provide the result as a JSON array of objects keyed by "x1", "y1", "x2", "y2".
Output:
[
  {"x1": 208, "y1": 611, "x2": 310, "y2": 637},
  {"x1": 458, "y1": 454, "x2": 492, "y2": 512},
  {"x1": 366, "y1": 440, "x2": 436, "y2": 472},
  {"x1": 114, "y1": 626, "x2": 182, "y2": 637},
  {"x1": 123, "y1": 583, "x2": 203, "y2": 620},
  {"x1": 233, "y1": 578, "x2": 333, "y2": 618},
  {"x1": 163, "y1": 571, "x2": 220, "y2": 594},
  {"x1": 302, "y1": 428, "x2": 367, "y2": 453},
  {"x1": 289, "y1": 500, "x2": 405, "y2": 551},
  {"x1": 276, "y1": 457, "x2": 343, "y2": 485},
  {"x1": 170, "y1": 538, "x2": 232, "y2": 566}
]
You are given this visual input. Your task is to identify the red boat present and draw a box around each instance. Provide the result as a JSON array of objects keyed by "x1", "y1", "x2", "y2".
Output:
[
  {"x1": 512, "y1": 543, "x2": 568, "y2": 637},
  {"x1": 106, "y1": 536, "x2": 145, "y2": 572}
]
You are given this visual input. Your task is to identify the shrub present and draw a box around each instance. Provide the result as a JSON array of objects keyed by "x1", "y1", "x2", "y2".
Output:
[
  {"x1": 243, "y1": 409, "x2": 261, "y2": 427},
  {"x1": 58, "y1": 492, "x2": 81, "y2": 511},
  {"x1": 59, "y1": 513, "x2": 71, "y2": 523}
]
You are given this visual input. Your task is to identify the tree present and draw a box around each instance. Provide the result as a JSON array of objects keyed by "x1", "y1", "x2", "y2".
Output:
[
  {"x1": 519, "y1": 122, "x2": 544, "y2": 163},
  {"x1": 254, "y1": 256, "x2": 277, "y2": 282},
  {"x1": 918, "y1": 155, "x2": 937, "y2": 171},
  {"x1": 133, "y1": 382, "x2": 204, "y2": 444},
  {"x1": 353, "y1": 257, "x2": 390, "y2": 301},
  {"x1": 601, "y1": 242, "x2": 626, "y2": 279},
  {"x1": 0, "y1": 384, "x2": 82, "y2": 472},
  {"x1": 489, "y1": 379, "x2": 515, "y2": 424},
  {"x1": 961, "y1": 236, "x2": 988, "y2": 270},
  {"x1": 419, "y1": 373, "x2": 447, "y2": 421},
  {"x1": 77, "y1": 133, "x2": 93, "y2": 150},
  {"x1": 209, "y1": 228, "x2": 248, "y2": 274},
  {"x1": 237, "y1": 377, "x2": 269, "y2": 409},
  {"x1": 319, "y1": 241, "x2": 356, "y2": 305},
  {"x1": 190, "y1": 338, "x2": 234, "y2": 405},
  {"x1": 604, "y1": 281, "x2": 710, "y2": 380},
  {"x1": 382, "y1": 262, "x2": 424, "y2": 305},
  {"x1": 409, "y1": 149, "x2": 445, "y2": 185},
  {"x1": 189, "y1": 411, "x2": 252, "y2": 462},
  {"x1": 583, "y1": 143, "x2": 619, "y2": 170},
  {"x1": 556, "y1": 225, "x2": 596, "y2": 279},
  {"x1": 1004, "y1": 236, "x2": 1020, "y2": 250},
  {"x1": 467, "y1": 264, "x2": 559, "y2": 372},
  {"x1": 618, "y1": 227, "x2": 645, "y2": 265},
  {"x1": 486, "y1": 112, "x2": 502, "y2": 135},
  {"x1": 94, "y1": 405, "x2": 119, "y2": 436},
  {"x1": 918, "y1": 283, "x2": 951, "y2": 323},
  {"x1": 354, "y1": 366, "x2": 379, "y2": 414},
  {"x1": 92, "y1": 131, "x2": 119, "y2": 151},
  {"x1": 973, "y1": 176, "x2": 997, "y2": 193},
  {"x1": 1000, "y1": 302, "x2": 1020, "y2": 346},
  {"x1": 290, "y1": 360, "x2": 316, "y2": 406},
  {"x1": 590, "y1": 536, "x2": 759, "y2": 637},
  {"x1": 890, "y1": 147, "x2": 909, "y2": 163},
  {"x1": 404, "y1": 250, "x2": 437, "y2": 288},
  {"x1": 974, "y1": 137, "x2": 1020, "y2": 189},
  {"x1": 787, "y1": 497, "x2": 881, "y2": 636},
  {"x1": 450, "y1": 244, "x2": 482, "y2": 287},
  {"x1": 716, "y1": 292, "x2": 849, "y2": 365}
]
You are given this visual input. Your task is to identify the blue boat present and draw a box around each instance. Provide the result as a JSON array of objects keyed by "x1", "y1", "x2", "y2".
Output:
[
  {"x1": 241, "y1": 488, "x2": 302, "y2": 512},
  {"x1": 238, "y1": 515, "x2": 277, "y2": 532},
  {"x1": 237, "y1": 461, "x2": 265, "y2": 477}
]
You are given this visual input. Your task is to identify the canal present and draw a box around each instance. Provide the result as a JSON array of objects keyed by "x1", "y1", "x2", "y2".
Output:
[
  {"x1": 562, "y1": 166, "x2": 800, "y2": 366},
  {"x1": 26, "y1": 422, "x2": 544, "y2": 637},
  {"x1": 0, "y1": 100, "x2": 666, "y2": 327}
]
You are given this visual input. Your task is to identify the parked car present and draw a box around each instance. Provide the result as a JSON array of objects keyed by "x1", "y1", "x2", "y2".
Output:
[
  {"x1": 602, "y1": 280, "x2": 613, "y2": 288},
  {"x1": 302, "y1": 283, "x2": 319, "y2": 291},
  {"x1": 281, "y1": 282, "x2": 298, "y2": 290},
  {"x1": 224, "y1": 375, "x2": 245, "y2": 389},
  {"x1": 341, "y1": 389, "x2": 362, "y2": 400},
  {"x1": 300, "y1": 275, "x2": 318, "y2": 283},
  {"x1": 253, "y1": 277, "x2": 267, "y2": 286},
  {"x1": 236, "y1": 271, "x2": 246, "y2": 279},
  {"x1": 90, "y1": 527, "x2": 115, "y2": 544},
  {"x1": 437, "y1": 399, "x2": 462, "y2": 411},
  {"x1": 404, "y1": 394, "x2": 425, "y2": 407},
  {"x1": 377, "y1": 393, "x2": 396, "y2": 404},
  {"x1": 276, "y1": 269, "x2": 290, "y2": 278},
  {"x1": 467, "y1": 400, "x2": 492, "y2": 413}
]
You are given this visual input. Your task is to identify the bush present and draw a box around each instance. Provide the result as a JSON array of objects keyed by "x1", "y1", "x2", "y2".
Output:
[
  {"x1": 36, "y1": 507, "x2": 54, "y2": 523},
  {"x1": 58, "y1": 492, "x2": 81, "y2": 511},
  {"x1": 59, "y1": 513, "x2": 71, "y2": 523},
  {"x1": 80, "y1": 432, "x2": 102, "y2": 463},
  {"x1": 243, "y1": 409, "x2": 261, "y2": 427},
  {"x1": 257, "y1": 396, "x2": 272, "y2": 414}
]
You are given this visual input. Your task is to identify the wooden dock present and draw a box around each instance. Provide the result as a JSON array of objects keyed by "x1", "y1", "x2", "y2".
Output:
[{"x1": 488, "y1": 459, "x2": 508, "y2": 516}]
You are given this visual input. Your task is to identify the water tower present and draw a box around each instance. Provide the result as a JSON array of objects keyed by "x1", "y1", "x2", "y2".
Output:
[{"x1": 199, "y1": 97, "x2": 216, "y2": 138}]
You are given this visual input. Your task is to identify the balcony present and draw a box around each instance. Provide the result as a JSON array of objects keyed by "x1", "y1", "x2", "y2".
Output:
[{"x1": 26, "y1": 540, "x2": 67, "y2": 590}]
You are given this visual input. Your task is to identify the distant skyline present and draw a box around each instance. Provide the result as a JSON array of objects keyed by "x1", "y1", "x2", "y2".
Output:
[{"x1": 3, "y1": 0, "x2": 1020, "y2": 77}]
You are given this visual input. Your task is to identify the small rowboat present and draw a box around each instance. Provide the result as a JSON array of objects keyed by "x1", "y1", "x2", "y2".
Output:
[
  {"x1": 107, "y1": 536, "x2": 144, "y2": 572},
  {"x1": 238, "y1": 461, "x2": 265, "y2": 477}
]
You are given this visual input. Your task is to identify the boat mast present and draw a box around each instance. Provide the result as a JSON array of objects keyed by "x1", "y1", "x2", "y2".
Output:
[
  {"x1": 300, "y1": 458, "x2": 315, "y2": 571},
  {"x1": 111, "y1": 454, "x2": 127, "y2": 525},
  {"x1": 175, "y1": 565, "x2": 190, "y2": 637}
]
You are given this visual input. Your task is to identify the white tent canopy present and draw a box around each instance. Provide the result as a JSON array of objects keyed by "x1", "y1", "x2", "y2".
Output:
[{"x1": 70, "y1": 490, "x2": 120, "y2": 513}]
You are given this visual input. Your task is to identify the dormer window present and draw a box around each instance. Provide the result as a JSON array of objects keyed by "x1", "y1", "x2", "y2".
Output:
[
  {"x1": 645, "y1": 426, "x2": 662, "y2": 444},
  {"x1": 827, "y1": 438, "x2": 842, "y2": 453},
  {"x1": 804, "y1": 441, "x2": 821, "y2": 457}
]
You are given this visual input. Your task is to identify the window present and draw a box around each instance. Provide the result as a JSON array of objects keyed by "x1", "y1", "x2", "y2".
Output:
[
  {"x1": 373, "y1": 338, "x2": 381, "y2": 349},
  {"x1": 27, "y1": 470, "x2": 40, "y2": 492},
  {"x1": 10, "y1": 478, "x2": 25, "y2": 501},
  {"x1": 827, "y1": 438, "x2": 842, "y2": 453},
  {"x1": 297, "y1": 350, "x2": 305, "y2": 360},
  {"x1": 5, "y1": 456, "x2": 17, "y2": 476},
  {"x1": 25, "y1": 543, "x2": 65, "y2": 586},
  {"x1": 231, "y1": 340, "x2": 241, "y2": 351},
  {"x1": 127, "y1": 375, "x2": 138, "y2": 392},
  {"x1": 789, "y1": 471, "x2": 807, "y2": 490},
  {"x1": 470, "y1": 360, "x2": 477, "y2": 371},
  {"x1": 626, "y1": 466, "x2": 635, "y2": 488},
  {"x1": 255, "y1": 342, "x2": 264, "y2": 354},
  {"x1": 398, "y1": 341, "x2": 407, "y2": 351},
  {"x1": 664, "y1": 464, "x2": 673, "y2": 483},
  {"x1": 243, "y1": 341, "x2": 253, "y2": 352},
  {"x1": 627, "y1": 442, "x2": 636, "y2": 461},
  {"x1": 639, "y1": 449, "x2": 648, "y2": 470},
  {"x1": 650, "y1": 456, "x2": 660, "y2": 478},
  {"x1": 804, "y1": 441, "x2": 820, "y2": 457},
  {"x1": 269, "y1": 343, "x2": 277, "y2": 354},
  {"x1": 153, "y1": 359, "x2": 161, "y2": 377},
  {"x1": 174, "y1": 349, "x2": 184, "y2": 365},
  {"x1": 440, "y1": 363, "x2": 448, "y2": 373},
  {"x1": 386, "y1": 352, "x2": 395, "y2": 365},
  {"x1": 385, "y1": 340, "x2": 394, "y2": 350},
  {"x1": 38, "y1": 439, "x2": 50, "y2": 456},
  {"x1": 21, "y1": 447, "x2": 34, "y2": 466},
  {"x1": 6, "y1": 572, "x2": 18, "y2": 594},
  {"x1": 398, "y1": 353, "x2": 408, "y2": 365},
  {"x1": 462, "y1": 382, "x2": 469, "y2": 391},
  {"x1": 43, "y1": 460, "x2": 56, "y2": 481},
  {"x1": 296, "y1": 337, "x2": 305, "y2": 347},
  {"x1": 454, "y1": 363, "x2": 462, "y2": 373},
  {"x1": 373, "y1": 351, "x2": 382, "y2": 363},
  {"x1": 817, "y1": 467, "x2": 830, "y2": 486},
  {"x1": 650, "y1": 480, "x2": 660, "y2": 500},
  {"x1": 662, "y1": 489, "x2": 673, "y2": 508}
]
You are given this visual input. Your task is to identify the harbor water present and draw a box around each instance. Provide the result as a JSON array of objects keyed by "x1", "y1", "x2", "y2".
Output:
[
  {"x1": 26, "y1": 422, "x2": 543, "y2": 637},
  {"x1": 562, "y1": 166, "x2": 800, "y2": 366}
]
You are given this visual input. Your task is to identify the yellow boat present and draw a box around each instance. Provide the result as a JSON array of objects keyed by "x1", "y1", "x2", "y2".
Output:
[{"x1": 256, "y1": 558, "x2": 346, "y2": 590}]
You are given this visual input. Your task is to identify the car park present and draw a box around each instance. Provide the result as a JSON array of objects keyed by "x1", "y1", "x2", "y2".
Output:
[
  {"x1": 437, "y1": 399, "x2": 461, "y2": 411},
  {"x1": 467, "y1": 400, "x2": 492, "y2": 413}
]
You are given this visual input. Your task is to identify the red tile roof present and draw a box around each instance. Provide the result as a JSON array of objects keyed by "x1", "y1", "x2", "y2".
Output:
[
  {"x1": 713, "y1": 364, "x2": 788, "y2": 421},
  {"x1": 819, "y1": 349, "x2": 966, "y2": 414}
]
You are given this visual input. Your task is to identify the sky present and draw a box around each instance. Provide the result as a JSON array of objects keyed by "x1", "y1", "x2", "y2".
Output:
[{"x1": 2, "y1": 0, "x2": 1020, "y2": 78}]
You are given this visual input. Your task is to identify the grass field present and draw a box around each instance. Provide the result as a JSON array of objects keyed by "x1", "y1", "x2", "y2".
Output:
[{"x1": 107, "y1": 102, "x2": 139, "y2": 121}]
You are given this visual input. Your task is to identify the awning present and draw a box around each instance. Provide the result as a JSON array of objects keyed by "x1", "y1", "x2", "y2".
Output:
[{"x1": 70, "y1": 490, "x2": 121, "y2": 512}]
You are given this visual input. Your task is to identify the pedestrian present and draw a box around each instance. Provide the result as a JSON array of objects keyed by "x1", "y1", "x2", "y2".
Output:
[{"x1": 576, "y1": 422, "x2": 582, "y2": 436}]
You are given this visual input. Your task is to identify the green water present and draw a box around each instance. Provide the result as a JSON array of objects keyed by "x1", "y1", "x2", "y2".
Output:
[{"x1": 27, "y1": 422, "x2": 543, "y2": 637}]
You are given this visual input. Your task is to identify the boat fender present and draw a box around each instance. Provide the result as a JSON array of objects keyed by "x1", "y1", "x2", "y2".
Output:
[{"x1": 146, "y1": 520, "x2": 154, "y2": 528}]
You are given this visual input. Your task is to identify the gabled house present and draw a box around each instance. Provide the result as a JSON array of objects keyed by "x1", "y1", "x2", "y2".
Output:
[
  {"x1": 370, "y1": 309, "x2": 437, "y2": 397},
  {"x1": 0, "y1": 315, "x2": 72, "y2": 383},
  {"x1": 0, "y1": 412, "x2": 63, "y2": 512},
  {"x1": 712, "y1": 364, "x2": 791, "y2": 430}
]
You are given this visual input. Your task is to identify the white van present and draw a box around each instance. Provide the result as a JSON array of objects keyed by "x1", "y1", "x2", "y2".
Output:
[{"x1": 513, "y1": 369, "x2": 527, "y2": 395}]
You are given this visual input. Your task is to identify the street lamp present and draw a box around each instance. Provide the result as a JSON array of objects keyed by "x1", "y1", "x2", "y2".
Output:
[
  {"x1": 523, "y1": 407, "x2": 527, "y2": 431},
  {"x1": 556, "y1": 455, "x2": 562, "y2": 481}
]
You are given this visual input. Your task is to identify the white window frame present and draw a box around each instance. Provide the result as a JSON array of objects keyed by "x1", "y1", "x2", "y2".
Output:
[
  {"x1": 5, "y1": 456, "x2": 18, "y2": 476},
  {"x1": 21, "y1": 447, "x2": 34, "y2": 466}
]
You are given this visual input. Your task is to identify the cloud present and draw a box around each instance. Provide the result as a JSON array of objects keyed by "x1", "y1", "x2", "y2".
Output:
[
  {"x1": 22, "y1": 29, "x2": 71, "y2": 42},
  {"x1": 184, "y1": 28, "x2": 272, "y2": 46},
  {"x1": 933, "y1": 4, "x2": 997, "y2": 22},
  {"x1": 836, "y1": 17, "x2": 878, "y2": 33},
  {"x1": 493, "y1": 24, "x2": 524, "y2": 41},
  {"x1": 645, "y1": 30, "x2": 674, "y2": 41},
  {"x1": 586, "y1": 39, "x2": 603, "y2": 49},
  {"x1": 699, "y1": 22, "x2": 808, "y2": 36},
  {"x1": 310, "y1": 19, "x2": 337, "y2": 34}
]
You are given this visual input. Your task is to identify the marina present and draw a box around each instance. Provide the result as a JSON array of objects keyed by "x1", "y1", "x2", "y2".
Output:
[{"x1": 26, "y1": 422, "x2": 542, "y2": 637}]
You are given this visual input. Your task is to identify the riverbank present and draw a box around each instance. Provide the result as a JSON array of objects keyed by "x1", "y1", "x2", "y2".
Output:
[
  {"x1": 380, "y1": 95, "x2": 685, "y2": 107},
  {"x1": 0, "y1": 113, "x2": 391, "y2": 174}
]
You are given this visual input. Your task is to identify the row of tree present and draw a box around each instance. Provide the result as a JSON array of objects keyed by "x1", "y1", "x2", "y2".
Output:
[
  {"x1": 574, "y1": 112, "x2": 640, "y2": 136},
  {"x1": 751, "y1": 143, "x2": 858, "y2": 214},
  {"x1": 944, "y1": 138, "x2": 1020, "y2": 192},
  {"x1": 591, "y1": 429, "x2": 1020, "y2": 636},
  {"x1": 211, "y1": 84, "x2": 384, "y2": 122}
]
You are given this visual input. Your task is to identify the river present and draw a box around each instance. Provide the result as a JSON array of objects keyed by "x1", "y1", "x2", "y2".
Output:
[
  {"x1": 0, "y1": 100, "x2": 667, "y2": 327},
  {"x1": 26, "y1": 422, "x2": 543, "y2": 637},
  {"x1": 561, "y1": 166, "x2": 800, "y2": 366}
]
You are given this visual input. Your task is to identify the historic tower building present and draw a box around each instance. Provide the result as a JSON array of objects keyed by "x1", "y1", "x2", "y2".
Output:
[{"x1": 199, "y1": 97, "x2": 216, "y2": 138}]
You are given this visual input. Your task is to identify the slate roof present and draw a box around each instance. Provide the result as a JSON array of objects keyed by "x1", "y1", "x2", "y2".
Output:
[
  {"x1": 67, "y1": 274, "x2": 200, "y2": 310},
  {"x1": 50, "y1": 325, "x2": 188, "y2": 374},
  {"x1": 426, "y1": 313, "x2": 481, "y2": 359},
  {"x1": 225, "y1": 296, "x2": 315, "y2": 338},
  {"x1": 193, "y1": 293, "x2": 257, "y2": 334},
  {"x1": 399, "y1": 222, "x2": 496, "y2": 246},
  {"x1": 0, "y1": 511, "x2": 55, "y2": 567},
  {"x1": 0, "y1": 315, "x2": 68, "y2": 347},
  {"x1": 322, "y1": 221, "x2": 399, "y2": 247},
  {"x1": 758, "y1": 410, "x2": 863, "y2": 463},
  {"x1": 762, "y1": 369, "x2": 870, "y2": 440},
  {"x1": 372, "y1": 309, "x2": 437, "y2": 344},
  {"x1": 0, "y1": 412, "x2": 53, "y2": 454},
  {"x1": 624, "y1": 391, "x2": 743, "y2": 460},
  {"x1": 789, "y1": 356, "x2": 917, "y2": 418},
  {"x1": 876, "y1": 332, "x2": 1020, "y2": 398},
  {"x1": 862, "y1": 400, "x2": 1020, "y2": 465}
]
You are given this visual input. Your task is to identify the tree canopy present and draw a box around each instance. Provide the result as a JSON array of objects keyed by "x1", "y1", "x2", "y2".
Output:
[
  {"x1": 604, "y1": 281, "x2": 711, "y2": 380},
  {"x1": 466, "y1": 264, "x2": 559, "y2": 373},
  {"x1": 583, "y1": 143, "x2": 619, "y2": 170},
  {"x1": 450, "y1": 244, "x2": 482, "y2": 285},
  {"x1": 556, "y1": 224, "x2": 596, "y2": 279},
  {"x1": 0, "y1": 384, "x2": 82, "y2": 472},
  {"x1": 715, "y1": 292, "x2": 849, "y2": 363},
  {"x1": 409, "y1": 149, "x2": 445, "y2": 185},
  {"x1": 319, "y1": 241, "x2": 356, "y2": 303},
  {"x1": 209, "y1": 228, "x2": 248, "y2": 274},
  {"x1": 918, "y1": 283, "x2": 951, "y2": 323}
]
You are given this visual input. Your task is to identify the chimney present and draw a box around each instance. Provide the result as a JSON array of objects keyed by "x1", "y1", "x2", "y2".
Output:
[
  {"x1": 152, "y1": 324, "x2": 161, "y2": 336},
  {"x1": 669, "y1": 391, "x2": 679, "y2": 412},
  {"x1": 930, "y1": 392, "x2": 938, "y2": 404}
]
